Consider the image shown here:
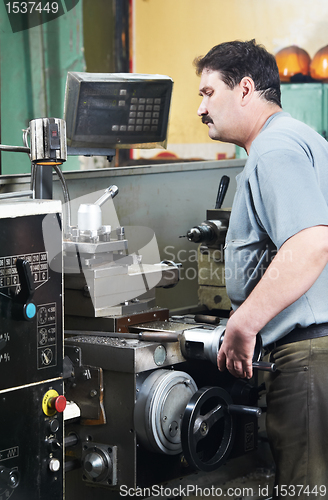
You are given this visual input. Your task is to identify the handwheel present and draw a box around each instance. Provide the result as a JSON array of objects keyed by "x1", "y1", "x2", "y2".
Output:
[{"x1": 181, "y1": 386, "x2": 235, "y2": 472}]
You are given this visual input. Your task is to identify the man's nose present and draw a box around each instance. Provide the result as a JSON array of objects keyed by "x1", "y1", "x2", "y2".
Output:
[{"x1": 197, "y1": 100, "x2": 207, "y2": 116}]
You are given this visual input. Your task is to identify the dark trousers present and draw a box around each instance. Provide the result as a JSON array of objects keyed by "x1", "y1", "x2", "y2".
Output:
[{"x1": 264, "y1": 337, "x2": 328, "y2": 499}]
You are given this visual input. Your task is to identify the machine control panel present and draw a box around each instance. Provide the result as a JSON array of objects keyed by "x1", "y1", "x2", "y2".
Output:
[
  {"x1": 0, "y1": 380, "x2": 64, "y2": 500},
  {"x1": 64, "y1": 72, "x2": 173, "y2": 150},
  {"x1": 0, "y1": 252, "x2": 48, "y2": 289},
  {"x1": 0, "y1": 203, "x2": 62, "y2": 391},
  {"x1": 0, "y1": 200, "x2": 64, "y2": 500}
]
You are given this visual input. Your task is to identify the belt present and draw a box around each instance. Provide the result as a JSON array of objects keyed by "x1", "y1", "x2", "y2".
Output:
[{"x1": 266, "y1": 322, "x2": 328, "y2": 352}]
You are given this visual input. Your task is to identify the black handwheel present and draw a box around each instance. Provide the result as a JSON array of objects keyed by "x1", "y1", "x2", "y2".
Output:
[{"x1": 181, "y1": 386, "x2": 235, "y2": 472}]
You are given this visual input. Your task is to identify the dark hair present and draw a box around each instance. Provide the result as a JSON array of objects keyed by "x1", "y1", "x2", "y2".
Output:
[{"x1": 194, "y1": 39, "x2": 281, "y2": 107}]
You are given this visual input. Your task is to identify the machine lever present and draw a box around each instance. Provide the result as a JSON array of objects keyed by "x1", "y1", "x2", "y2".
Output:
[
  {"x1": 252, "y1": 361, "x2": 276, "y2": 372},
  {"x1": 94, "y1": 185, "x2": 119, "y2": 207},
  {"x1": 12, "y1": 259, "x2": 36, "y2": 320},
  {"x1": 215, "y1": 175, "x2": 230, "y2": 209},
  {"x1": 15, "y1": 258, "x2": 35, "y2": 304},
  {"x1": 228, "y1": 404, "x2": 262, "y2": 417},
  {"x1": 194, "y1": 314, "x2": 220, "y2": 325},
  {"x1": 65, "y1": 433, "x2": 79, "y2": 448}
]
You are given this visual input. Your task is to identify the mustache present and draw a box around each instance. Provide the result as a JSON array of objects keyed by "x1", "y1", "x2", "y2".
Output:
[{"x1": 201, "y1": 115, "x2": 213, "y2": 124}]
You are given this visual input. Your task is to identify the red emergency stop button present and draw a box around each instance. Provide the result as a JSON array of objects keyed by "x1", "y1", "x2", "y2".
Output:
[
  {"x1": 42, "y1": 390, "x2": 67, "y2": 416},
  {"x1": 48, "y1": 395, "x2": 67, "y2": 413}
]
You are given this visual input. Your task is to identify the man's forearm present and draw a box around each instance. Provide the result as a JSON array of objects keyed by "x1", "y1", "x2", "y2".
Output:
[{"x1": 218, "y1": 225, "x2": 328, "y2": 378}]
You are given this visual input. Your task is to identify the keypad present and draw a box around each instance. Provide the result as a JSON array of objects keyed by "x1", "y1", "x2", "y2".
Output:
[{"x1": 111, "y1": 95, "x2": 162, "y2": 134}]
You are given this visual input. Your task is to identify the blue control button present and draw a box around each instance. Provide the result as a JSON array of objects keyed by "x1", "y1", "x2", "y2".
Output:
[{"x1": 25, "y1": 302, "x2": 36, "y2": 319}]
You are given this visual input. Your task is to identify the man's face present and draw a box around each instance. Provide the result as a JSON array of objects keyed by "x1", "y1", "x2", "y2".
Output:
[{"x1": 198, "y1": 69, "x2": 241, "y2": 143}]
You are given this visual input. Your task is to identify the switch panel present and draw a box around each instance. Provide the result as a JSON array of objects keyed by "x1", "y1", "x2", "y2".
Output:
[
  {"x1": 0, "y1": 202, "x2": 62, "y2": 391},
  {"x1": 0, "y1": 199, "x2": 63, "y2": 500},
  {"x1": 0, "y1": 380, "x2": 64, "y2": 500}
]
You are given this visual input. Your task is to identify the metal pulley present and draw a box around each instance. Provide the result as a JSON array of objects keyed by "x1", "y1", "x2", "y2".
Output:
[{"x1": 134, "y1": 369, "x2": 198, "y2": 455}]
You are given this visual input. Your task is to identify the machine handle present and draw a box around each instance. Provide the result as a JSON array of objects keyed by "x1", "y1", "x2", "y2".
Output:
[
  {"x1": 194, "y1": 314, "x2": 221, "y2": 325},
  {"x1": 181, "y1": 386, "x2": 235, "y2": 472},
  {"x1": 12, "y1": 259, "x2": 36, "y2": 321},
  {"x1": 215, "y1": 175, "x2": 230, "y2": 209},
  {"x1": 94, "y1": 185, "x2": 119, "y2": 207},
  {"x1": 16, "y1": 258, "x2": 35, "y2": 303},
  {"x1": 252, "y1": 361, "x2": 276, "y2": 373},
  {"x1": 228, "y1": 404, "x2": 262, "y2": 417}
]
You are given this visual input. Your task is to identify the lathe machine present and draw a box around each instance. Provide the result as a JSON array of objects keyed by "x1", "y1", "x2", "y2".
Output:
[{"x1": 62, "y1": 169, "x2": 274, "y2": 498}]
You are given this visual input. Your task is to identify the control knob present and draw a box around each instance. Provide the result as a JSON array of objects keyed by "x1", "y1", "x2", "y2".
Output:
[
  {"x1": 0, "y1": 466, "x2": 20, "y2": 489},
  {"x1": 48, "y1": 458, "x2": 61, "y2": 472}
]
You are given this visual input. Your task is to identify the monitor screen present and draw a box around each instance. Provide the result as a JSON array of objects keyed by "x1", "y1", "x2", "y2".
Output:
[{"x1": 64, "y1": 72, "x2": 173, "y2": 153}]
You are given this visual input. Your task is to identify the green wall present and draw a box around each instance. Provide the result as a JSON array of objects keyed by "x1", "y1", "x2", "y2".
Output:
[{"x1": 0, "y1": 2, "x2": 85, "y2": 174}]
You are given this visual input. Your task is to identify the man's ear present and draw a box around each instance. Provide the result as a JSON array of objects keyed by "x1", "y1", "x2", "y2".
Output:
[{"x1": 239, "y1": 77, "x2": 255, "y2": 106}]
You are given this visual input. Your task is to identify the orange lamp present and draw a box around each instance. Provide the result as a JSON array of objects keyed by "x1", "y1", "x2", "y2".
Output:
[
  {"x1": 275, "y1": 46, "x2": 311, "y2": 82},
  {"x1": 310, "y1": 45, "x2": 328, "y2": 82}
]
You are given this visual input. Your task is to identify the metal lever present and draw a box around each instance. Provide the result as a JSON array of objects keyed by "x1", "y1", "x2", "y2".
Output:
[
  {"x1": 228, "y1": 404, "x2": 262, "y2": 417},
  {"x1": 252, "y1": 361, "x2": 276, "y2": 372},
  {"x1": 94, "y1": 185, "x2": 119, "y2": 207},
  {"x1": 215, "y1": 175, "x2": 230, "y2": 209}
]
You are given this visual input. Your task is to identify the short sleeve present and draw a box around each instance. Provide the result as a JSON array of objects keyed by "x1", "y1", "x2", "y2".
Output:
[{"x1": 248, "y1": 149, "x2": 328, "y2": 248}]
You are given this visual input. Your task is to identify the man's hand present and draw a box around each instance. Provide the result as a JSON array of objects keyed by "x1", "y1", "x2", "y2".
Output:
[{"x1": 217, "y1": 314, "x2": 257, "y2": 379}]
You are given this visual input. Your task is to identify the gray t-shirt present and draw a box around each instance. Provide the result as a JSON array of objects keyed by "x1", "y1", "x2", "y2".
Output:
[{"x1": 225, "y1": 111, "x2": 328, "y2": 345}]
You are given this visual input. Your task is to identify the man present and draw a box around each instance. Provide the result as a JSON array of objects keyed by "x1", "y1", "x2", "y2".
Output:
[{"x1": 195, "y1": 40, "x2": 328, "y2": 496}]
